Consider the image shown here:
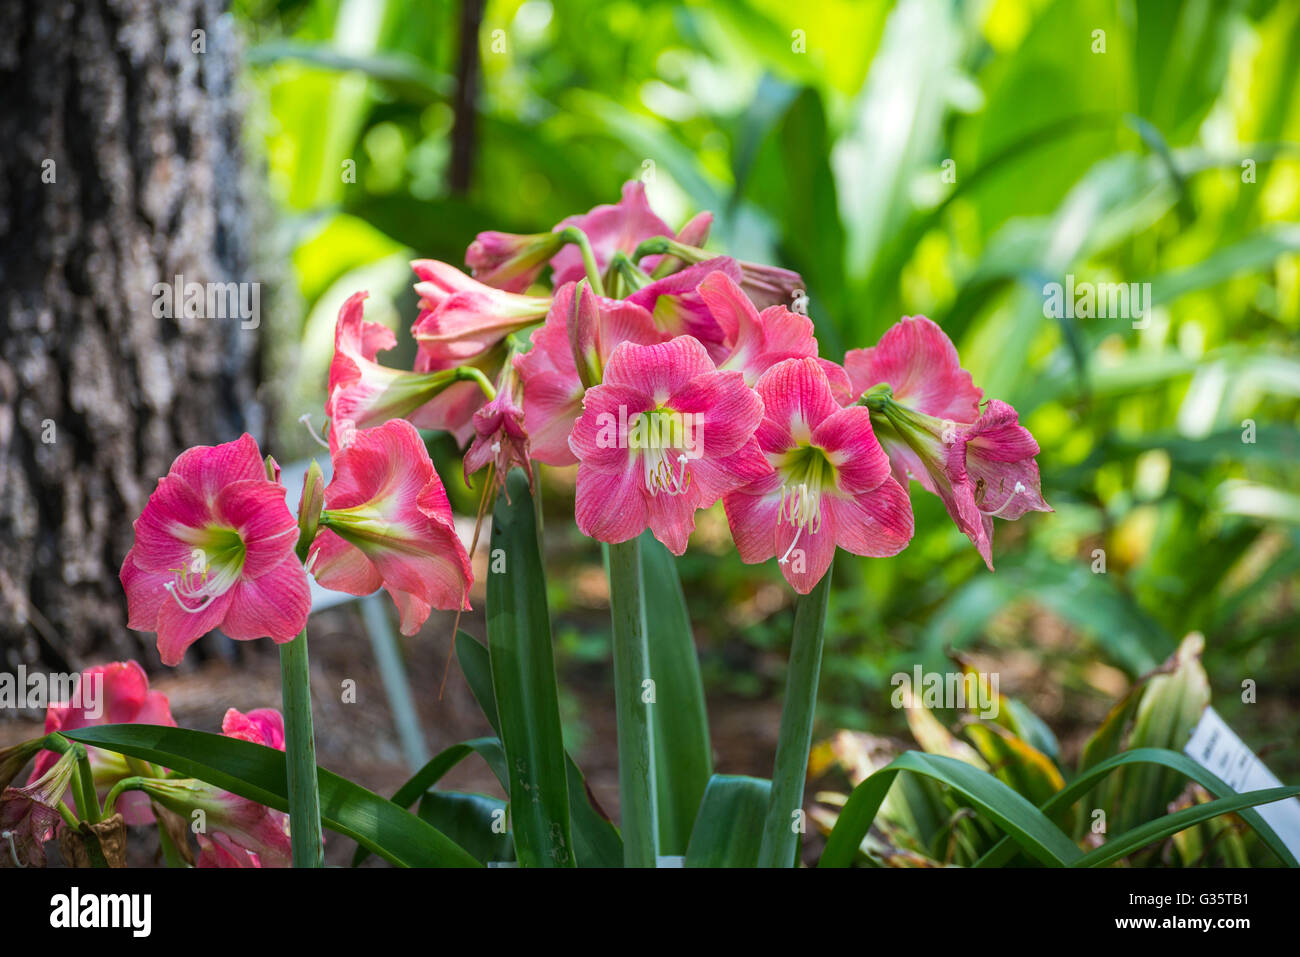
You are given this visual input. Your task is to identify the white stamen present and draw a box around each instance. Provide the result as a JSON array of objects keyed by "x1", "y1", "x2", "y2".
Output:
[
  {"x1": 164, "y1": 580, "x2": 220, "y2": 614},
  {"x1": 982, "y1": 480, "x2": 1028, "y2": 519},
  {"x1": 299, "y1": 413, "x2": 331, "y2": 450},
  {"x1": 2, "y1": 830, "x2": 25, "y2": 869}
]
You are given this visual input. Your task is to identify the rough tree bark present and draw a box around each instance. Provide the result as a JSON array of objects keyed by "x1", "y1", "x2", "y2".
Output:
[{"x1": 0, "y1": 0, "x2": 257, "y2": 671}]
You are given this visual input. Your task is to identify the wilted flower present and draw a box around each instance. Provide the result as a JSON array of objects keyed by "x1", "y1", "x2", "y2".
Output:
[
  {"x1": 120, "y1": 435, "x2": 310, "y2": 666},
  {"x1": 308, "y1": 419, "x2": 472, "y2": 634},
  {"x1": 724, "y1": 358, "x2": 913, "y2": 593},
  {"x1": 568, "y1": 336, "x2": 768, "y2": 555},
  {"x1": 463, "y1": 379, "x2": 532, "y2": 491},
  {"x1": 30, "y1": 661, "x2": 176, "y2": 827},
  {"x1": 1, "y1": 748, "x2": 76, "y2": 868}
]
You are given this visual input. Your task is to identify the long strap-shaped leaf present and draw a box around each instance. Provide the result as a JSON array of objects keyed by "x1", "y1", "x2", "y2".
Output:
[
  {"x1": 1073, "y1": 786, "x2": 1300, "y2": 868},
  {"x1": 639, "y1": 530, "x2": 712, "y2": 856},
  {"x1": 976, "y1": 747, "x2": 1300, "y2": 868},
  {"x1": 685, "y1": 775, "x2": 771, "y2": 868},
  {"x1": 486, "y1": 470, "x2": 576, "y2": 867},
  {"x1": 818, "y1": 750, "x2": 1082, "y2": 867},
  {"x1": 63, "y1": 724, "x2": 479, "y2": 868},
  {"x1": 457, "y1": 631, "x2": 623, "y2": 867},
  {"x1": 351, "y1": 736, "x2": 508, "y2": 867}
]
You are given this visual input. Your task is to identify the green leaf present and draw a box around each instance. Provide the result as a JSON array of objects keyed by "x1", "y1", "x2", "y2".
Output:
[
  {"x1": 1075, "y1": 786, "x2": 1300, "y2": 868},
  {"x1": 976, "y1": 748, "x2": 1300, "y2": 869},
  {"x1": 62, "y1": 724, "x2": 479, "y2": 868},
  {"x1": 456, "y1": 630, "x2": 623, "y2": 867},
  {"x1": 417, "y1": 791, "x2": 513, "y2": 866},
  {"x1": 350, "y1": 736, "x2": 508, "y2": 867},
  {"x1": 639, "y1": 530, "x2": 712, "y2": 856},
  {"x1": 486, "y1": 470, "x2": 575, "y2": 867},
  {"x1": 819, "y1": 751, "x2": 1082, "y2": 868},
  {"x1": 685, "y1": 775, "x2": 772, "y2": 868}
]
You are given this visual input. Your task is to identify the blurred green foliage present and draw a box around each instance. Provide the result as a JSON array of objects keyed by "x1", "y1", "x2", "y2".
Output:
[{"x1": 234, "y1": 0, "x2": 1300, "y2": 774}]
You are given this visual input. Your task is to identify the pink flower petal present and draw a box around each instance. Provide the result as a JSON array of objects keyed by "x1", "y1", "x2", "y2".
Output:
[
  {"x1": 221, "y1": 556, "x2": 311, "y2": 642},
  {"x1": 844, "y1": 316, "x2": 982, "y2": 421}
]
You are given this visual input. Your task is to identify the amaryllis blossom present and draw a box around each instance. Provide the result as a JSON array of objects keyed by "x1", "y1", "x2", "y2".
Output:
[
  {"x1": 549, "y1": 181, "x2": 677, "y2": 286},
  {"x1": 515, "y1": 280, "x2": 667, "y2": 465},
  {"x1": 120, "y1": 434, "x2": 311, "y2": 666},
  {"x1": 625, "y1": 257, "x2": 743, "y2": 360},
  {"x1": 30, "y1": 661, "x2": 176, "y2": 827},
  {"x1": 308, "y1": 419, "x2": 472, "y2": 634},
  {"x1": 411, "y1": 258, "x2": 550, "y2": 368},
  {"x1": 696, "y1": 270, "x2": 852, "y2": 402},
  {"x1": 723, "y1": 358, "x2": 913, "y2": 593},
  {"x1": 465, "y1": 230, "x2": 566, "y2": 292},
  {"x1": 844, "y1": 316, "x2": 1049, "y2": 569},
  {"x1": 568, "y1": 336, "x2": 769, "y2": 555},
  {"x1": 327, "y1": 292, "x2": 483, "y2": 453},
  {"x1": 141, "y1": 708, "x2": 292, "y2": 868},
  {"x1": 1, "y1": 748, "x2": 76, "y2": 868},
  {"x1": 463, "y1": 386, "x2": 532, "y2": 490}
]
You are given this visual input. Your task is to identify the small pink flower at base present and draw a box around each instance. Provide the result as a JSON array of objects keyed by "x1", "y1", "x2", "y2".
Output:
[
  {"x1": 411, "y1": 259, "x2": 550, "y2": 368},
  {"x1": 120, "y1": 434, "x2": 311, "y2": 666},
  {"x1": 465, "y1": 230, "x2": 566, "y2": 292},
  {"x1": 515, "y1": 281, "x2": 667, "y2": 466},
  {"x1": 0, "y1": 749, "x2": 76, "y2": 868},
  {"x1": 550, "y1": 181, "x2": 676, "y2": 286},
  {"x1": 29, "y1": 661, "x2": 176, "y2": 827},
  {"x1": 944, "y1": 400, "x2": 1052, "y2": 569},
  {"x1": 308, "y1": 420, "x2": 473, "y2": 635},
  {"x1": 723, "y1": 358, "x2": 913, "y2": 594},
  {"x1": 463, "y1": 388, "x2": 533, "y2": 491},
  {"x1": 568, "y1": 336, "x2": 769, "y2": 556},
  {"x1": 139, "y1": 708, "x2": 293, "y2": 869},
  {"x1": 625, "y1": 257, "x2": 743, "y2": 360}
]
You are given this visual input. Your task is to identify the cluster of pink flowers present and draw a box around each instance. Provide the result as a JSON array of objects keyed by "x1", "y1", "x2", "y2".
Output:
[
  {"x1": 323, "y1": 181, "x2": 1050, "y2": 592},
  {"x1": 0, "y1": 662, "x2": 293, "y2": 868}
]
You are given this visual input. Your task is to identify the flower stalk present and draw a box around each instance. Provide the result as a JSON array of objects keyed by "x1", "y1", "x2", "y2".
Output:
[
  {"x1": 279, "y1": 629, "x2": 323, "y2": 867},
  {"x1": 756, "y1": 557, "x2": 833, "y2": 867},
  {"x1": 606, "y1": 538, "x2": 659, "y2": 867}
]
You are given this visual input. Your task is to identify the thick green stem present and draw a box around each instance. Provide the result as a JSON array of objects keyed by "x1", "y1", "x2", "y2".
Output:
[
  {"x1": 756, "y1": 560, "x2": 834, "y2": 868},
  {"x1": 72, "y1": 744, "x2": 101, "y2": 824},
  {"x1": 279, "y1": 629, "x2": 323, "y2": 867},
  {"x1": 606, "y1": 538, "x2": 658, "y2": 867}
]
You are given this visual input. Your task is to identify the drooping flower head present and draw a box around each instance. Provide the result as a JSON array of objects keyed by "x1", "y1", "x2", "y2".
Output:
[
  {"x1": 723, "y1": 358, "x2": 913, "y2": 593},
  {"x1": 515, "y1": 280, "x2": 667, "y2": 466},
  {"x1": 1, "y1": 748, "x2": 77, "y2": 868},
  {"x1": 121, "y1": 435, "x2": 311, "y2": 666},
  {"x1": 307, "y1": 419, "x2": 473, "y2": 634},
  {"x1": 568, "y1": 336, "x2": 769, "y2": 555},
  {"x1": 844, "y1": 316, "x2": 1049, "y2": 568},
  {"x1": 29, "y1": 661, "x2": 176, "y2": 827},
  {"x1": 463, "y1": 373, "x2": 532, "y2": 492},
  {"x1": 140, "y1": 708, "x2": 293, "y2": 868}
]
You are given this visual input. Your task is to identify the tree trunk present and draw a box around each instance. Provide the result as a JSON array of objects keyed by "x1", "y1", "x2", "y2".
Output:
[{"x1": 0, "y1": 0, "x2": 256, "y2": 671}]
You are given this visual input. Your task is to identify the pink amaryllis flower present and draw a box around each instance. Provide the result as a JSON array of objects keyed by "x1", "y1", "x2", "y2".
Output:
[
  {"x1": 515, "y1": 280, "x2": 667, "y2": 466},
  {"x1": 1, "y1": 748, "x2": 77, "y2": 868},
  {"x1": 723, "y1": 358, "x2": 913, "y2": 593},
  {"x1": 844, "y1": 315, "x2": 1049, "y2": 568},
  {"x1": 139, "y1": 708, "x2": 293, "y2": 868},
  {"x1": 624, "y1": 257, "x2": 743, "y2": 360},
  {"x1": 411, "y1": 259, "x2": 550, "y2": 368},
  {"x1": 549, "y1": 181, "x2": 677, "y2": 286},
  {"x1": 568, "y1": 335, "x2": 769, "y2": 555},
  {"x1": 307, "y1": 419, "x2": 472, "y2": 634},
  {"x1": 29, "y1": 661, "x2": 176, "y2": 827},
  {"x1": 695, "y1": 271, "x2": 852, "y2": 402},
  {"x1": 465, "y1": 230, "x2": 566, "y2": 292},
  {"x1": 326, "y1": 291, "x2": 499, "y2": 451},
  {"x1": 120, "y1": 434, "x2": 311, "y2": 666}
]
